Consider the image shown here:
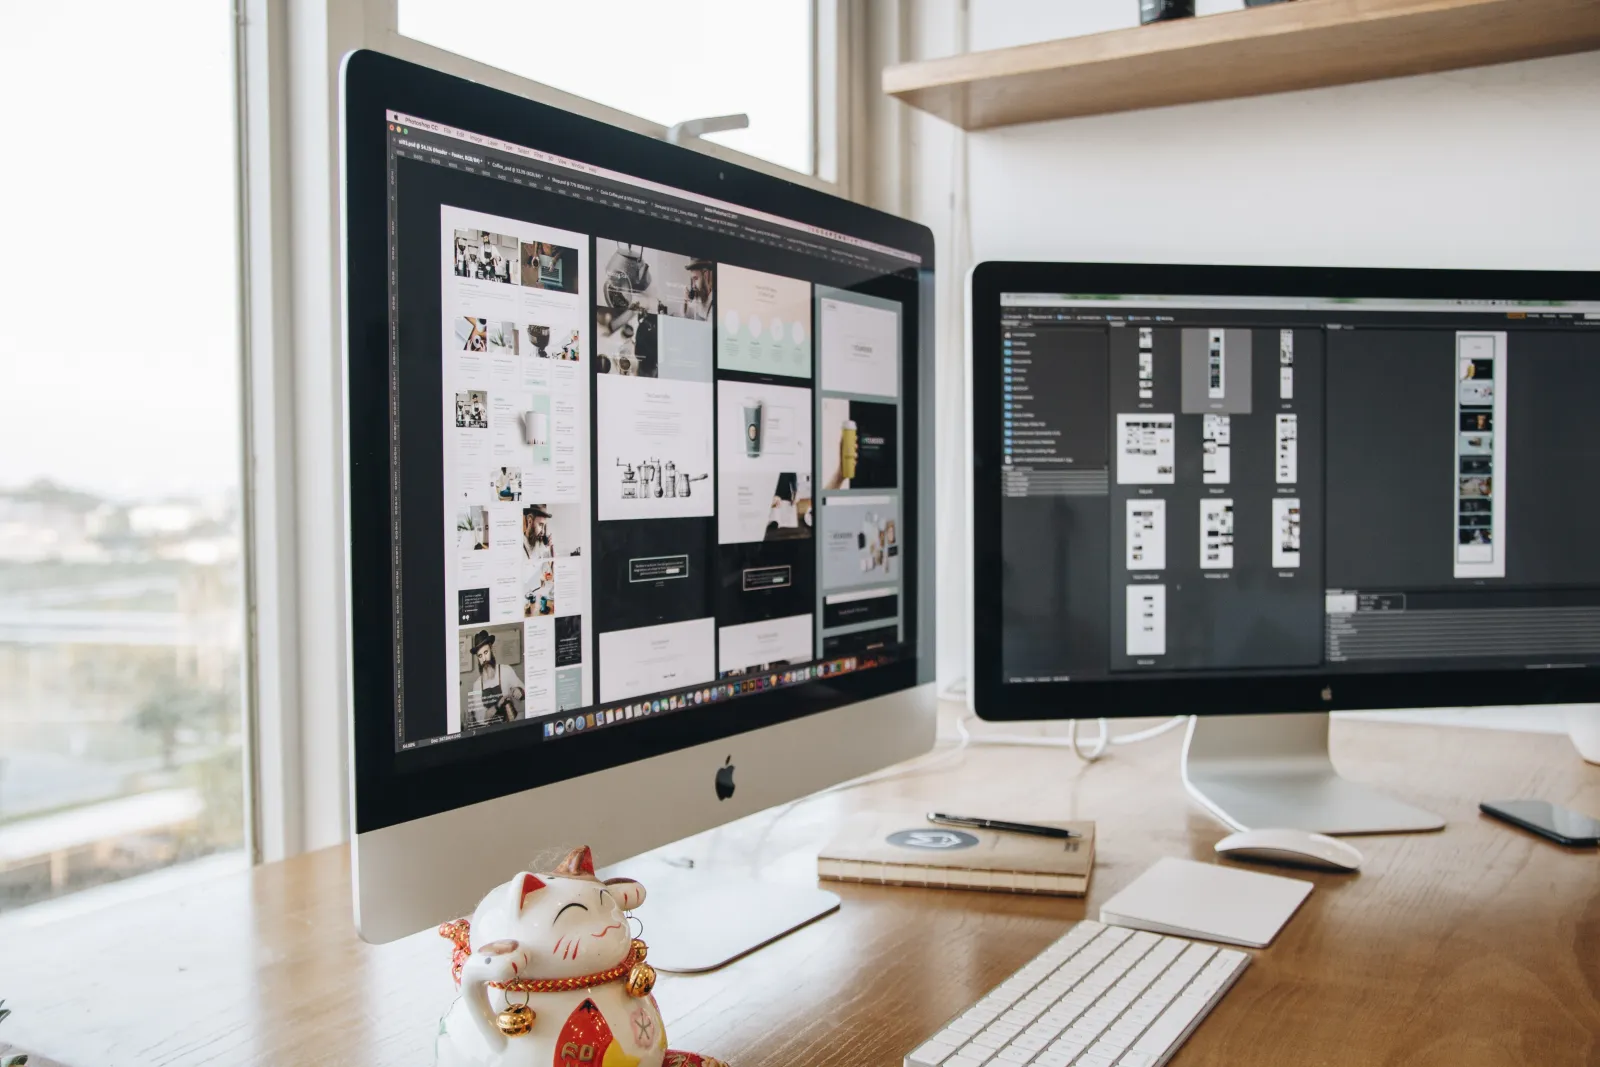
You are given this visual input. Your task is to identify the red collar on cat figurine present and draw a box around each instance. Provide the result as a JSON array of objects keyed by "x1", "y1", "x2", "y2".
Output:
[{"x1": 440, "y1": 921, "x2": 657, "y2": 998}]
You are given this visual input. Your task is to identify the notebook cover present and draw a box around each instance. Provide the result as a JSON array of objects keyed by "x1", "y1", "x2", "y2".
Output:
[
  {"x1": 1099, "y1": 857, "x2": 1313, "y2": 948},
  {"x1": 817, "y1": 812, "x2": 1095, "y2": 896}
]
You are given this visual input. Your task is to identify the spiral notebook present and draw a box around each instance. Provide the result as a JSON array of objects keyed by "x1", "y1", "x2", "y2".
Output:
[{"x1": 817, "y1": 812, "x2": 1095, "y2": 896}]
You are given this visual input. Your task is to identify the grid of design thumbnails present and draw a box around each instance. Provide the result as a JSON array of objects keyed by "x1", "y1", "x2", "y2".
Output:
[{"x1": 385, "y1": 113, "x2": 916, "y2": 749}]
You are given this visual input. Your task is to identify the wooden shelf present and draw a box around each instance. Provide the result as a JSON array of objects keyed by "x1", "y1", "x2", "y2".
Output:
[{"x1": 883, "y1": 0, "x2": 1600, "y2": 131}]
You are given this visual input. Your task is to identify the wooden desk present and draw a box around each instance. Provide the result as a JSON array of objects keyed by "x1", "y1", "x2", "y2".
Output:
[{"x1": 3, "y1": 716, "x2": 1597, "y2": 1066}]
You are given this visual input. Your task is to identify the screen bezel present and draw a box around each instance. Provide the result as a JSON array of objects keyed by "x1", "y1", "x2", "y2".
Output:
[
  {"x1": 970, "y1": 260, "x2": 1600, "y2": 722},
  {"x1": 343, "y1": 50, "x2": 935, "y2": 834}
]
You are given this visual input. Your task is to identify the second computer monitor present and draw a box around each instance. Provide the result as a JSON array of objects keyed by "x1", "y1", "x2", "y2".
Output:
[{"x1": 970, "y1": 262, "x2": 1600, "y2": 718}]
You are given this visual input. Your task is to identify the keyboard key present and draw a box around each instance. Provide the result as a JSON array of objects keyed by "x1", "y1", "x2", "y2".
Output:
[
  {"x1": 995, "y1": 1046, "x2": 1034, "y2": 1064},
  {"x1": 908, "y1": 1039, "x2": 958, "y2": 1065},
  {"x1": 1130, "y1": 997, "x2": 1210, "y2": 1056}
]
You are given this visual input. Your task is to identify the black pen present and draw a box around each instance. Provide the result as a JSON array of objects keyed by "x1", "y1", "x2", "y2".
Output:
[{"x1": 927, "y1": 812, "x2": 1078, "y2": 839}]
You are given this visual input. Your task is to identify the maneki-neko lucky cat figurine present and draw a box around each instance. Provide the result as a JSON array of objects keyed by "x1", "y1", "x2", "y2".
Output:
[{"x1": 436, "y1": 846, "x2": 729, "y2": 1067}]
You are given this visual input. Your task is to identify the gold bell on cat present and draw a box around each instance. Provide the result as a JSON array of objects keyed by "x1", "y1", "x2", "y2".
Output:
[
  {"x1": 624, "y1": 961, "x2": 656, "y2": 999},
  {"x1": 495, "y1": 1002, "x2": 535, "y2": 1037},
  {"x1": 625, "y1": 940, "x2": 656, "y2": 998}
]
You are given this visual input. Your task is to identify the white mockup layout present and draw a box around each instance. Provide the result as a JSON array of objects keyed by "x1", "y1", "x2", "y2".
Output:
[
  {"x1": 1202, "y1": 414, "x2": 1231, "y2": 485},
  {"x1": 440, "y1": 205, "x2": 593, "y2": 734},
  {"x1": 596, "y1": 376, "x2": 715, "y2": 521},
  {"x1": 1272, "y1": 497, "x2": 1302, "y2": 569},
  {"x1": 718, "y1": 265, "x2": 812, "y2": 378},
  {"x1": 1207, "y1": 329, "x2": 1226, "y2": 399},
  {"x1": 1126, "y1": 498, "x2": 1167, "y2": 571},
  {"x1": 819, "y1": 290, "x2": 899, "y2": 398},
  {"x1": 1201, "y1": 498, "x2": 1235, "y2": 570},
  {"x1": 1116, "y1": 414, "x2": 1176, "y2": 484},
  {"x1": 1280, "y1": 367, "x2": 1294, "y2": 400},
  {"x1": 598, "y1": 618, "x2": 716, "y2": 702},
  {"x1": 718, "y1": 613, "x2": 813, "y2": 675},
  {"x1": 1126, "y1": 584, "x2": 1167, "y2": 657},
  {"x1": 1454, "y1": 331, "x2": 1508, "y2": 578},
  {"x1": 1275, "y1": 414, "x2": 1298, "y2": 485},
  {"x1": 716, "y1": 380, "x2": 813, "y2": 544}
]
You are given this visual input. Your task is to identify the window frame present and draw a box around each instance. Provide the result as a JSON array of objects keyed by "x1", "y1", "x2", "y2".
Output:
[{"x1": 372, "y1": 0, "x2": 848, "y2": 194}]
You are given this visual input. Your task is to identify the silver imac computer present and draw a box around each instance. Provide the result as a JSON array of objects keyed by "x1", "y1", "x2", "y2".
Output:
[
  {"x1": 341, "y1": 51, "x2": 936, "y2": 948},
  {"x1": 969, "y1": 262, "x2": 1600, "y2": 834}
]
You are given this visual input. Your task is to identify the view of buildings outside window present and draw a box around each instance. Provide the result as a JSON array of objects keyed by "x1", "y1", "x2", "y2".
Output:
[
  {"x1": 399, "y1": 0, "x2": 816, "y2": 176},
  {"x1": 0, "y1": 1, "x2": 245, "y2": 913}
]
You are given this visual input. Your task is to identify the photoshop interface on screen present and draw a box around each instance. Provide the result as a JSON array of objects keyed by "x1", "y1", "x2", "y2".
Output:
[
  {"x1": 998, "y1": 293, "x2": 1600, "y2": 684},
  {"x1": 384, "y1": 112, "x2": 916, "y2": 749}
]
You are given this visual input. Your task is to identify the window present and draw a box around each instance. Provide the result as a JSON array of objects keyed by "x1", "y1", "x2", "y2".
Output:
[
  {"x1": 0, "y1": 1, "x2": 245, "y2": 911},
  {"x1": 397, "y1": 0, "x2": 817, "y2": 176}
]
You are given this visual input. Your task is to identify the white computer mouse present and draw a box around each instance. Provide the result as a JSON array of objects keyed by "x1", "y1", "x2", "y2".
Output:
[{"x1": 1214, "y1": 828, "x2": 1363, "y2": 872}]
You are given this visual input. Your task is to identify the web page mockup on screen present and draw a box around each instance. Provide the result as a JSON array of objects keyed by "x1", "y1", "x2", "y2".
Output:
[
  {"x1": 385, "y1": 112, "x2": 918, "y2": 751},
  {"x1": 996, "y1": 293, "x2": 1600, "y2": 686}
]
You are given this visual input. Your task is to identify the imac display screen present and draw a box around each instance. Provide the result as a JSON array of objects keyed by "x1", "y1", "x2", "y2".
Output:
[{"x1": 381, "y1": 112, "x2": 921, "y2": 753}]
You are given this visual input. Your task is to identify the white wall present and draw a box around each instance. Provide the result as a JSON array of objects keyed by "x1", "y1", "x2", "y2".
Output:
[
  {"x1": 959, "y1": 2, "x2": 1600, "y2": 270},
  {"x1": 903, "y1": 1, "x2": 1600, "y2": 686}
]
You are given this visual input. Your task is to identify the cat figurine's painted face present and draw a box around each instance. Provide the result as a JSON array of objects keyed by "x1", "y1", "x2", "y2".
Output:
[{"x1": 468, "y1": 846, "x2": 646, "y2": 981}]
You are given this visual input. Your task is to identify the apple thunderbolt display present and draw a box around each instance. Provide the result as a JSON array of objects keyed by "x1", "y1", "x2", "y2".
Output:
[
  {"x1": 343, "y1": 52, "x2": 935, "y2": 947},
  {"x1": 970, "y1": 262, "x2": 1600, "y2": 834}
]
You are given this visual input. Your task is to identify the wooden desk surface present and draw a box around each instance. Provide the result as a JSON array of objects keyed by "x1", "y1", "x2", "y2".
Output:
[{"x1": 3, "y1": 716, "x2": 1597, "y2": 1067}]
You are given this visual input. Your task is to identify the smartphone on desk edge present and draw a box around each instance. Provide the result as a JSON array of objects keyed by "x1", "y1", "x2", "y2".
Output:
[{"x1": 1480, "y1": 799, "x2": 1600, "y2": 847}]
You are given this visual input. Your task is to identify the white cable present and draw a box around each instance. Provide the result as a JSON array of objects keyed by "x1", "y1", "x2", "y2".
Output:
[
  {"x1": 804, "y1": 711, "x2": 975, "y2": 799},
  {"x1": 935, "y1": 673, "x2": 1186, "y2": 754},
  {"x1": 1067, "y1": 718, "x2": 1110, "y2": 761},
  {"x1": 960, "y1": 713, "x2": 1190, "y2": 758},
  {"x1": 1109, "y1": 716, "x2": 1190, "y2": 745}
]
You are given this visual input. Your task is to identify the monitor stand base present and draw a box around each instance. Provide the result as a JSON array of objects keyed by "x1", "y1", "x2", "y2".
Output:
[
  {"x1": 599, "y1": 858, "x2": 839, "y2": 974},
  {"x1": 1181, "y1": 713, "x2": 1445, "y2": 835}
]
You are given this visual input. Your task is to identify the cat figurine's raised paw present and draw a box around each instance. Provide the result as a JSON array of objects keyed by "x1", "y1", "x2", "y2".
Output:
[{"x1": 434, "y1": 846, "x2": 730, "y2": 1067}]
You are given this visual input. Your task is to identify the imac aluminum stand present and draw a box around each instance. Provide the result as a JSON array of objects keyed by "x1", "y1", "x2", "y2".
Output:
[
  {"x1": 1181, "y1": 713, "x2": 1445, "y2": 835},
  {"x1": 599, "y1": 857, "x2": 839, "y2": 974}
]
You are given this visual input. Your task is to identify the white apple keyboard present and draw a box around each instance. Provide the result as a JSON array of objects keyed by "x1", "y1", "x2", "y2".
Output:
[{"x1": 904, "y1": 921, "x2": 1249, "y2": 1067}]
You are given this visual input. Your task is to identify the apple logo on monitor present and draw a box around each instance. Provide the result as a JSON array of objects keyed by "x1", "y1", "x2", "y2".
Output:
[{"x1": 715, "y1": 755, "x2": 736, "y2": 801}]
